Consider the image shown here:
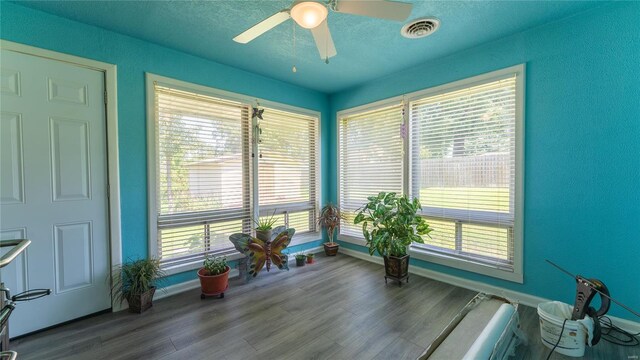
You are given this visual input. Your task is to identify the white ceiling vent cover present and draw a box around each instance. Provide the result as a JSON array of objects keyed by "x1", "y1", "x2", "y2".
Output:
[{"x1": 401, "y1": 17, "x2": 440, "y2": 39}]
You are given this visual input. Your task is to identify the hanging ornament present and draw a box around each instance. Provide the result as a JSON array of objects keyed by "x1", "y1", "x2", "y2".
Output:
[{"x1": 252, "y1": 107, "x2": 264, "y2": 120}]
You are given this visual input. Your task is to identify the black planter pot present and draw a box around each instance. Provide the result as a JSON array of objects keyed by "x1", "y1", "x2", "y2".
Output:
[
  {"x1": 383, "y1": 255, "x2": 409, "y2": 286},
  {"x1": 295, "y1": 257, "x2": 306, "y2": 267},
  {"x1": 127, "y1": 286, "x2": 156, "y2": 313}
]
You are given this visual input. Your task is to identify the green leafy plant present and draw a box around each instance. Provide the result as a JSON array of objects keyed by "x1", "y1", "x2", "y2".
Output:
[
  {"x1": 354, "y1": 192, "x2": 432, "y2": 257},
  {"x1": 111, "y1": 258, "x2": 166, "y2": 305},
  {"x1": 253, "y1": 209, "x2": 278, "y2": 230},
  {"x1": 203, "y1": 255, "x2": 228, "y2": 276},
  {"x1": 294, "y1": 253, "x2": 306, "y2": 260},
  {"x1": 306, "y1": 253, "x2": 315, "y2": 259},
  {"x1": 317, "y1": 203, "x2": 345, "y2": 244}
]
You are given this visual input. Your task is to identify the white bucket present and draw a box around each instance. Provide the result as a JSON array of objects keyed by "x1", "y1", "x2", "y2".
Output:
[{"x1": 537, "y1": 301, "x2": 588, "y2": 357}]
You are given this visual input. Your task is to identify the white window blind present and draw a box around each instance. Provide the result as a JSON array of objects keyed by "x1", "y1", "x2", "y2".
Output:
[
  {"x1": 409, "y1": 75, "x2": 517, "y2": 269},
  {"x1": 339, "y1": 104, "x2": 404, "y2": 237},
  {"x1": 258, "y1": 107, "x2": 319, "y2": 233},
  {"x1": 154, "y1": 85, "x2": 252, "y2": 267}
]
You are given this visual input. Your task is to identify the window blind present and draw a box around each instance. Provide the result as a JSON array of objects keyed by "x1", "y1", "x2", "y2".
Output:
[
  {"x1": 409, "y1": 76, "x2": 516, "y2": 267},
  {"x1": 258, "y1": 107, "x2": 319, "y2": 233},
  {"x1": 339, "y1": 104, "x2": 404, "y2": 237},
  {"x1": 155, "y1": 85, "x2": 252, "y2": 266}
]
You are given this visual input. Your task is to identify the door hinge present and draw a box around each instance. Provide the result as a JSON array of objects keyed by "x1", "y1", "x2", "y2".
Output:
[{"x1": 104, "y1": 90, "x2": 108, "y2": 105}]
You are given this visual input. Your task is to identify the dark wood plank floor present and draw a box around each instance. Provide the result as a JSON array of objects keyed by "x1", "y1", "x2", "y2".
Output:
[{"x1": 12, "y1": 254, "x2": 639, "y2": 359}]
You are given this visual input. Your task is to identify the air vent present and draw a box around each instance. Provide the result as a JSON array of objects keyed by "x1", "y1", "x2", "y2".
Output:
[{"x1": 401, "y1": 17, "x2": 440, "y2": 39}]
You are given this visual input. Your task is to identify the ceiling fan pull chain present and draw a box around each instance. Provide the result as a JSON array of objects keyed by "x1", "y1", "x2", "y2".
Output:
[
  {"x1": 292, "y1": 22, "x2": 297, "y2": 73},
  {"x1": 325, "y1": 15, "x2": 330, "y2": 64}
]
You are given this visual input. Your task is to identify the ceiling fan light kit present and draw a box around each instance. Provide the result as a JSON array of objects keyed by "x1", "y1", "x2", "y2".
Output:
[
  {"x1": 233, "y1": 0, "x2": 414, "y2": 62},
  {"x1": 290, "y1": 1, "x2": 328, "y2": 29}
]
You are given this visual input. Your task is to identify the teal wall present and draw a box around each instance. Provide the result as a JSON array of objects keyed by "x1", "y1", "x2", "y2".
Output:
[
  {"x1": 330, "y1": 2, "x2": 640, "y2": 320},
  {"x1": 0, "y1": 2, "x2": 331, "y2": 285},
  {"x1": 2, "y1": 2, "x2": 638, "y2": 320}
]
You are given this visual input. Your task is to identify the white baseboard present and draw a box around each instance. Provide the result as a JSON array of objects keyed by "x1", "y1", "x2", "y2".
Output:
[
  {"x1": 339, "y1": 247, "x2": 640, "y2": 334},
  {"x1": 154, "y1": 245, "x2": 325, "y2": 301}
]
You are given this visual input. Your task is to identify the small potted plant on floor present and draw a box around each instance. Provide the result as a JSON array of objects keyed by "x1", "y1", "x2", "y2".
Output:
[
  {"x1": 111, "y1": 258, "x2": 165, "y2": 313},
  {"x1": 253, "y1": 210, "x2": 278, "y2": 241},
  {"x1": 354, "y1": 192, "x2": 432, "y2": 286},
  {"x1": 317, "y1": 203, "x2": 345, "y2": 256},
  {"x1": 198, "y1": 255, "x2": 230, "y2": 299},
  {"x1": 306, "y1": 253, "x2": 315, "y2": 264},
  {"x1": 295, "y1": 253, "x2": 306, "y2": 267}
]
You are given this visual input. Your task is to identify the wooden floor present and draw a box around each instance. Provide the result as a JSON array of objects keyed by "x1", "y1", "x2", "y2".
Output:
[{"x1": 12, "y1": 254, "x2": 638, "y2": 359}]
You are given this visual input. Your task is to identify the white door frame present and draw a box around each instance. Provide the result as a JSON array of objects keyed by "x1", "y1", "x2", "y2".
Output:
[{"x1": 1, "y1": 40, "x2": 123, "y2": 311}]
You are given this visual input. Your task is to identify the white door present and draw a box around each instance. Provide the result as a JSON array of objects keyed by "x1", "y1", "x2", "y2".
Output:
[{"x1": 0, "y1": 49, "x2": 111, "y2": 336}]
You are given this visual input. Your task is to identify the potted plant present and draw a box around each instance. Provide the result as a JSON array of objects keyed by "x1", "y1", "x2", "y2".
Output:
[
  {"x1": 317, "y1": 203, "x2": 345, "y2": 256},
  {"x1": 253, "y1": 210, "x2": 278, "y2": 241},
  {"x1": 295, "y1": 253, "x2": 306, "y2": 267},
  {"x1": 306, "y1": 253, "x2": 315, "y2": 264},
  {"x1": 354, "y1": 192, "x2": 432, "y2": 286},
  {"x1": 198, "y1": 255, "x2": 230, "y2": 299},
  {"x1": 111, "y1": 258, "x2": 165, "y2": 313}
]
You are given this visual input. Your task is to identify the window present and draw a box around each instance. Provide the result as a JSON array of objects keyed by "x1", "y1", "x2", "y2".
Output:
[
  {"x1": 338, "y1": 103, "x2": 404, "y2": 238},
  {"x1": 337, "y1": 65, "x2": 523, "y2": 282},
  {"x1": 148, "y1": 75, "x2": 320, "y2": 271},
  {"x1": 258, "y1": 107, "x2": 319, "y2": 232},
  {"x1": 409, "y1": 73, "x2": 520, "y2": 276}
]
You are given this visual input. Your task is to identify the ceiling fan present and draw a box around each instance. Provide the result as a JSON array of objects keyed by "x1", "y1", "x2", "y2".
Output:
[{"x1": 233, "y1": 0, "x2": 413, "y2": 62}]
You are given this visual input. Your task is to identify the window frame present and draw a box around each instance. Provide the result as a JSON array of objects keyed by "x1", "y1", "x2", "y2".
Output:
[
  {"x1": 146, "y1": 73, "x2": 322, "y2": 275},
  {"x1": 336, "y1": 65, "x2": 524, "y2": 282}
]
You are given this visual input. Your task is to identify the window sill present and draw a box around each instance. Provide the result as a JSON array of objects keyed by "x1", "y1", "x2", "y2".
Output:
[
  {"x1": 336, "y1": 235, "x2": 522, "y2": 283},
  {"x1": 409, "y1": 246, "x2": 523, "y2": 283},
  {"x1": 161, "y1": 231, "x2": 322, "y2": 276},
  {"x1": 336, "y1": 234, "x2": 366, "y2": 246}
]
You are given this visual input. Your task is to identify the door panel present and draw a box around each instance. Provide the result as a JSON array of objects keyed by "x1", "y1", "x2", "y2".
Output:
[
  {"x1": 0, "y1": 49, "x2": 111, "y2": 336},
  {"x1": 49, "y1": 117, "x2": 91, "y2": 201},
  {"x1": 0, "y1": 112, "x2": 25, "y2": 204},
  {"x1": 54, "y1": 221, "x2": 94, "y2": 293}
]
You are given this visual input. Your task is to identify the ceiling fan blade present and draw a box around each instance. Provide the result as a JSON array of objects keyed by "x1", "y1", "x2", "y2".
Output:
[
  {"x1": 334, "y1": 0, "x2": 412, "y2": 21},
  {"x1": 233, "y1": 10, "x2": 291, "y2": 44},
  {"x1": 310, "y1": 20, "x2": 337, "y2": 60}
]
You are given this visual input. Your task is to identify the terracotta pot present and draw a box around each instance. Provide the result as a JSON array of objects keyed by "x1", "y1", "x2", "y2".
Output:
[
  {"x1": 198, "y1": 266, "x2": 230, "y2": 296},
  {"x1": 306, "y1": 256, "x2": 314, "y2": 264},
  {"x1": 323, "y1": 242, "x2": 340, "y2": 256},
  {"x1": 127, "y1": 287, "x2": 156, "y2": 313}
]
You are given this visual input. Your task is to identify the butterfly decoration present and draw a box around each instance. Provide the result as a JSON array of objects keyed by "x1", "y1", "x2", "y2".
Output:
[
  {"x1": 252, "y1": 107, "x2": 264, "y2": 120},
  {"x1": 229, "y1": 226, "x2": 295, "y2": 281}
]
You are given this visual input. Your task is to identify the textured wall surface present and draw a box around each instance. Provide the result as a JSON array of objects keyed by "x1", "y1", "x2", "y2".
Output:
[
  {"x1": 0, "y1": 2, "x2": 331, "y2": 286},
  {"x1": 330, "y1": 2, "x2": 640, "y2": 320},
  {"x1": 1, "y1": 1, "x2": 638, "y2": 318}
]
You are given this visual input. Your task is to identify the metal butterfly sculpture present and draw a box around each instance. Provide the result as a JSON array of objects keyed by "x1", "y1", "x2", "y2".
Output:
[
  {"x1": 229, "y1": 226, "x2": 295, "y2": 281},
  {"x1": 252, "y1": 107, "x2": 264, "y2": 120}
]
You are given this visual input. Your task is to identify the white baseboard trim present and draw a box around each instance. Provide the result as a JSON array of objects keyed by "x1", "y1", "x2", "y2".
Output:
[
  {"x1": 339, "y1": 247, "x2": 640, "y2": 334},
  {"x1": 154, "y1": 245, "x2": 325, "y2": 301}
]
